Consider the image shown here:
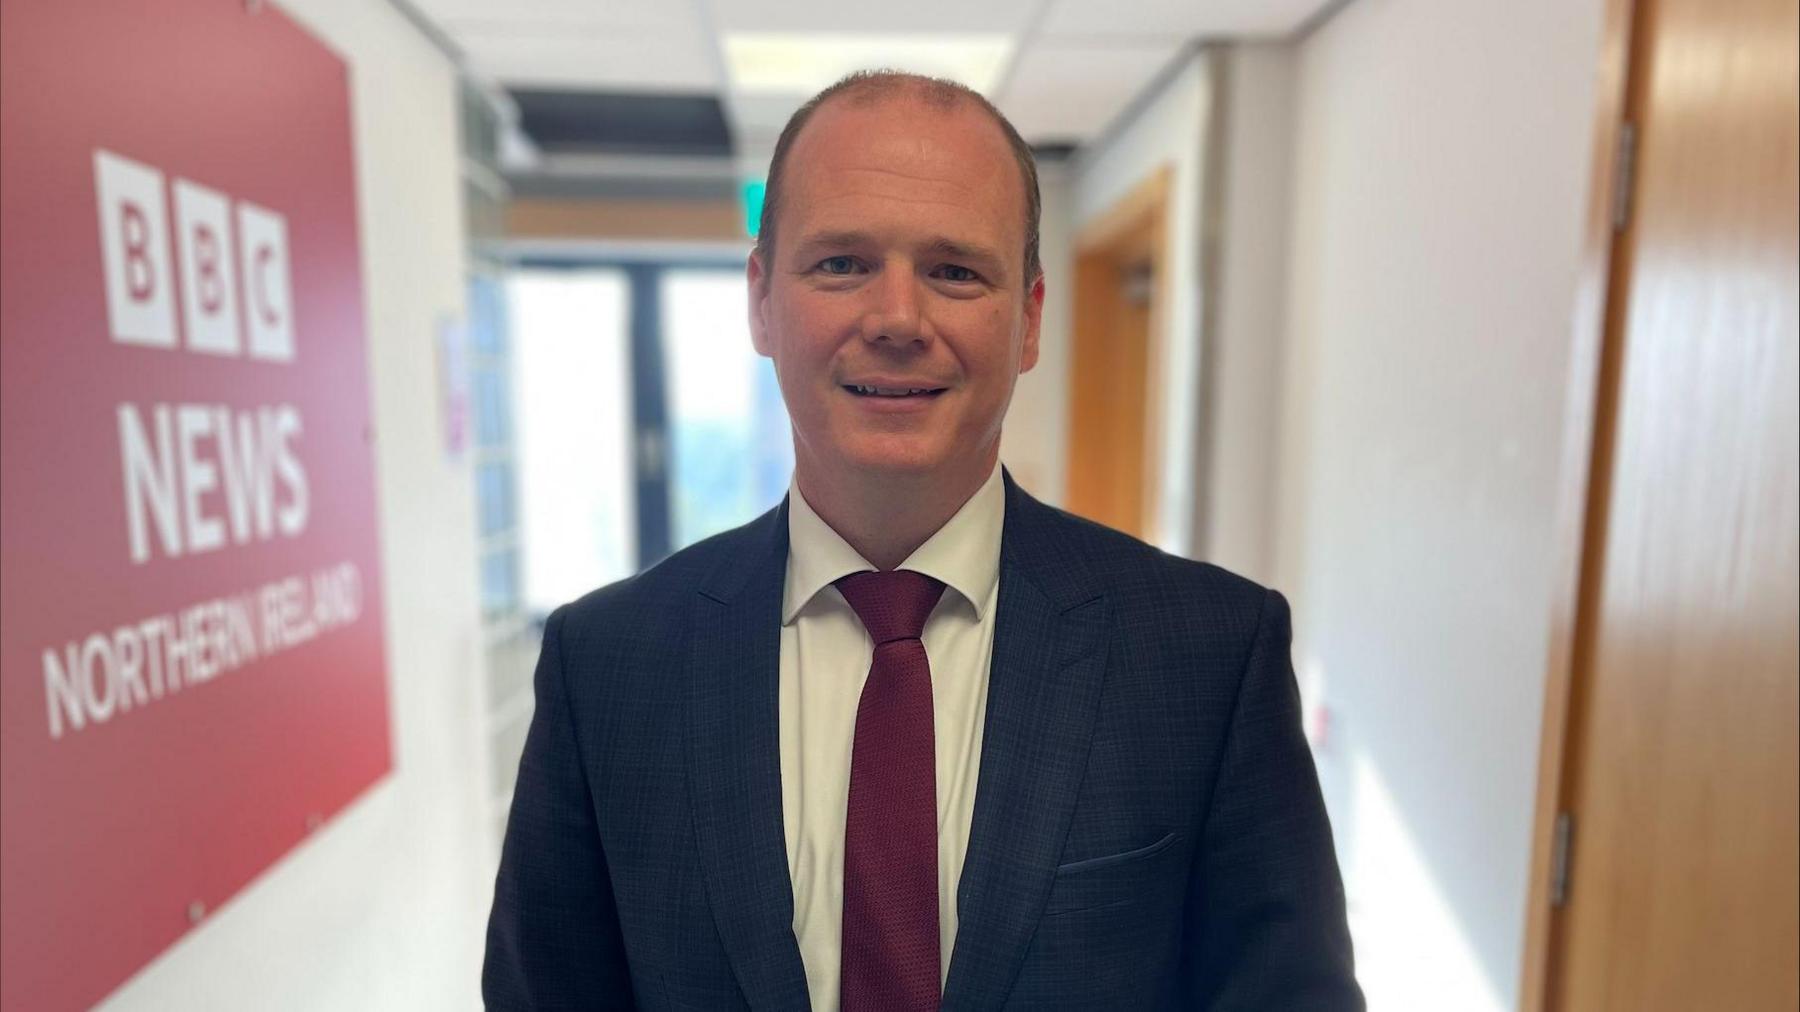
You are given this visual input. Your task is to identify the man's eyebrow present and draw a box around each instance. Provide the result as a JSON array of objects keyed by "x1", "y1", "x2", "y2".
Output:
[
  {"x1": 792, "y1": 230, "x2": 873, "y2": 252},
  {"x1": 925, "y1": 237, "x2": 1005, "y2": 268}
]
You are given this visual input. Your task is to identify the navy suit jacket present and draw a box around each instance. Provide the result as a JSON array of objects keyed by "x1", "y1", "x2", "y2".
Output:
[{"x1": 484, "y1": 474, "x2": 1362, "y2": 1010}]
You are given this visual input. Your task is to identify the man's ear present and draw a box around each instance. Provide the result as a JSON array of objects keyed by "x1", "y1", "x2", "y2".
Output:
[
  {"x1": 747, "y1": 251, "x2": 773, "y2": 358},
  {"x1": 1018, "y1": 272, "x2": 1045, "y2": 374}
]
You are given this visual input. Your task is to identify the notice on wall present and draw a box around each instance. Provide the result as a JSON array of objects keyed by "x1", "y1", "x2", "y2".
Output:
[{"x1": 0, "y1": 2, "x2": 392, "y2": 1008}]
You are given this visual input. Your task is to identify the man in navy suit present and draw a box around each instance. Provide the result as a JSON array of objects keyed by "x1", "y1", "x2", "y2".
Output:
[{"x1": 484, "y1": 71, "x2": 1361, "y2": 1011}]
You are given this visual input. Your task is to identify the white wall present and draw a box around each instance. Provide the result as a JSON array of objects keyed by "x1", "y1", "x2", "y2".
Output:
[
  {"x1": 102, "y1": 2, "x2": 491, "y2": 1008},
  {"x1": 1273, "y1": 0, "x2": 1606, "y2": 1007},
  {"x1": 1070, "y1": 51, "x2": 1211, "y2": 554},
  {"x1": 1195, "y1": 43, "x2": 1297, "y2": 584},
  {"x1": 1000, "y1": 162, "x2": 1074, "y2": 507}
]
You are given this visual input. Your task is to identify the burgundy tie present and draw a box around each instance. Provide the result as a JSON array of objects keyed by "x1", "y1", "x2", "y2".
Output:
[{"x1": 835, "y1": 569, "x2": 947, "y2": 1012}]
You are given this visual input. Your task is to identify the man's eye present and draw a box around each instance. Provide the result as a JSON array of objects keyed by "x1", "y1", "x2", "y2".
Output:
[
  {"x1": 935, "y1": 264, "x2": 979, "y2": 283},
  {"x1": 817, "y1": 256, "x2": 859, "y2": 275}
]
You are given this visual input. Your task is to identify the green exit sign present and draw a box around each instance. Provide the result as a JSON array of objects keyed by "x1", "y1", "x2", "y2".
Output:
[{"x1": 741, "y1": 179, "x2": 766, "y2": 238}]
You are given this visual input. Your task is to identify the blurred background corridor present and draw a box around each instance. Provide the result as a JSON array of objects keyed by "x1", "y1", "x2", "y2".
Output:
[{"x1": 2, "y1": 0, "x2": 1795, "y2": 1008}]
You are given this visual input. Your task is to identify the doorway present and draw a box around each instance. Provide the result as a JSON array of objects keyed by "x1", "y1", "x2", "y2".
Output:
[
  {"x1": 1527, "y1": 0, "x2": 1799, "y2": 1007},
  {"x1": 1064, "y1": 167, "x2": 1172, "y2": 539}
]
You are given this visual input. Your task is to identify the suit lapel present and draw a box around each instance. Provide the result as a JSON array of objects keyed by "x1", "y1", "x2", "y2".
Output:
[
  {"x1": 942, "y1": 476, "x2": 1111, "y2": 1010},
  {"x1": 684, "y1": 500, "x2": 812, "y2": 1010}
]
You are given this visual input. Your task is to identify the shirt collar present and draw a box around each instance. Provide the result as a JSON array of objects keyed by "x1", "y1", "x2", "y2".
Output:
[{"x1": 782, "y1": 463, "x2": 1005, "y2": 625}]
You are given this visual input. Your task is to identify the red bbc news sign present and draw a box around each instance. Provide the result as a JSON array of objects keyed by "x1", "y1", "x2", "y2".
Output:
[{"x1": 1, "y1": 2, "x2": 392, "y2": 1007}]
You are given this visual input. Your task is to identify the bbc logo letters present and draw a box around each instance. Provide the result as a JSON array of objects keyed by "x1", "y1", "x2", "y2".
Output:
[{"x1": 93, "y1": 148, "x2": 294, "y2": 361}]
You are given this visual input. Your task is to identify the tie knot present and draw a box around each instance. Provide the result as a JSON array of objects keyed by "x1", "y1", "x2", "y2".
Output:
[{"x1": 834, "y1": 570, "x2": 945, "y2": 645}]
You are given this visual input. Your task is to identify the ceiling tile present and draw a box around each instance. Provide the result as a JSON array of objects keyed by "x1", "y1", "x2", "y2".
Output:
[
  {"x1": 723, "y1": 33, "x2": 1014, "y2": 96},
  {"x1": 998, "y1": 38, "x2": 1187, "y2": 143},
  {"x1": 1040, "y1": 0, "x2": 1332, "y2": 38},
  {"x1": 702, "y1": 0, "x2": 1041, "y2": 34},
  {"x1": 460, "y1": 32, "x2": 722, "y2": 92},
  {"x1": 411, "y1": 0, "x2": 699, "y2": 34}
]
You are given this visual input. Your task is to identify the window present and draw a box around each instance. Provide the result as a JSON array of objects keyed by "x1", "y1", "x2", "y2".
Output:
[
  {"x1": 507, "y1": 268, "x2": 636, "y2": 616},
  {"x1": 662, "y1": 268, "x2": 793, "y2": 549},
  {"x1": 500, "y1": 260, "x2": 792, "y2": 614}
]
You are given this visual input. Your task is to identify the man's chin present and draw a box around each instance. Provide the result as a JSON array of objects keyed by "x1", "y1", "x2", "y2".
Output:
[
  {"x1": 842, "y1": 450, "x2": 943, "y2": 476},
  {"x1": 829, "y1": 436, "x2": 956, "y2": 479},
  {"x1": 839, "y1": 453, "x2": 1007, "y2": 498},
  {"x1": 798, "y1": 427, "x2": 994, "y2": 486}
]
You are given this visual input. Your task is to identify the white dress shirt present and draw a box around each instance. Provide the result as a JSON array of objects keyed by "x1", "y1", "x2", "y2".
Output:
[{"x1": 779, "y1": 464, "x2": 1004, "y2": 1011}]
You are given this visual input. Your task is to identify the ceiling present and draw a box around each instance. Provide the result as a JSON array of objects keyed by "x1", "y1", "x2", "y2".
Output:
[{"x1": 408, "y1": 0, "x2": 1335, "y2": 177}]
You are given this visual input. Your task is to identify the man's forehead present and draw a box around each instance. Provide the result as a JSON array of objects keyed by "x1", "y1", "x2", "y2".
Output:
[
  {"x1": 810, "y1": 87, "x2": 987, "y2": 129},
  {"x1": 783, "y1": 95, "x2": 1022, "y2": 216}
]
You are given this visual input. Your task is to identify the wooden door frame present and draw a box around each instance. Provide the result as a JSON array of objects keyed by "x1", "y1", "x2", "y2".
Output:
[
  {"x1": 1517, "y1": 0, "x2": 1641, "y2": 1007},
  {"x1": 1064, "y1": 166, "x2": 1174, "y2": 538}
]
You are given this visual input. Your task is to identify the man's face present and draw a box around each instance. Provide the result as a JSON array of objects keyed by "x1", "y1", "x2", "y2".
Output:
[{"x1": 748, "y1": 95, "x2": 1043, "y2": 487}]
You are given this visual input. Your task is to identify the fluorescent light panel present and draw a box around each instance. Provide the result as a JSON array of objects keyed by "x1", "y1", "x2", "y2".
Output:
[{"x1": 723, "y1": 33, "x2": 1014, "y2": 95}]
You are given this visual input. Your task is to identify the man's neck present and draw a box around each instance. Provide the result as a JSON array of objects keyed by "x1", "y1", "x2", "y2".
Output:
[{"x1": 794, "y1": 451, "x2": 998, "y2": 572}]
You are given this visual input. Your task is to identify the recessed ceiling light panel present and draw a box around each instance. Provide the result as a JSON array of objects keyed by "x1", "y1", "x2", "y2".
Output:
[{"x1": 724, "y1": 33, "x2": 1014, "y2": 95}]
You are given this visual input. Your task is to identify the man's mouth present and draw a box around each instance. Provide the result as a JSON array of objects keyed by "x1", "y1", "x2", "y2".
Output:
[{"x1": 842, "y1": 384, "x2": 946, "y2": 398}]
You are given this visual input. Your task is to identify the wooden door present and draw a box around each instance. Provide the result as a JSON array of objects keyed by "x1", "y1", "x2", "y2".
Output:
[
  {"x1": 1544, "y1": 0, "x2": 1799, "y2": 1007},
  {"x1": 1065, "y1": 168, "x2": 1170, "y2": 538}
]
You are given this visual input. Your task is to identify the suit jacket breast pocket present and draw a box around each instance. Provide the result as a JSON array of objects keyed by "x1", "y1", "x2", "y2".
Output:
[{"x1": 1043, "y1": 830, "x2": 1180, "y2": 916}]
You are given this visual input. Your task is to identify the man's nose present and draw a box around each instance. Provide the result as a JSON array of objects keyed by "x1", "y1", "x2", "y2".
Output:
[{"x1": 859, "y1": 263, "x2": 927, "y2": 348}]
